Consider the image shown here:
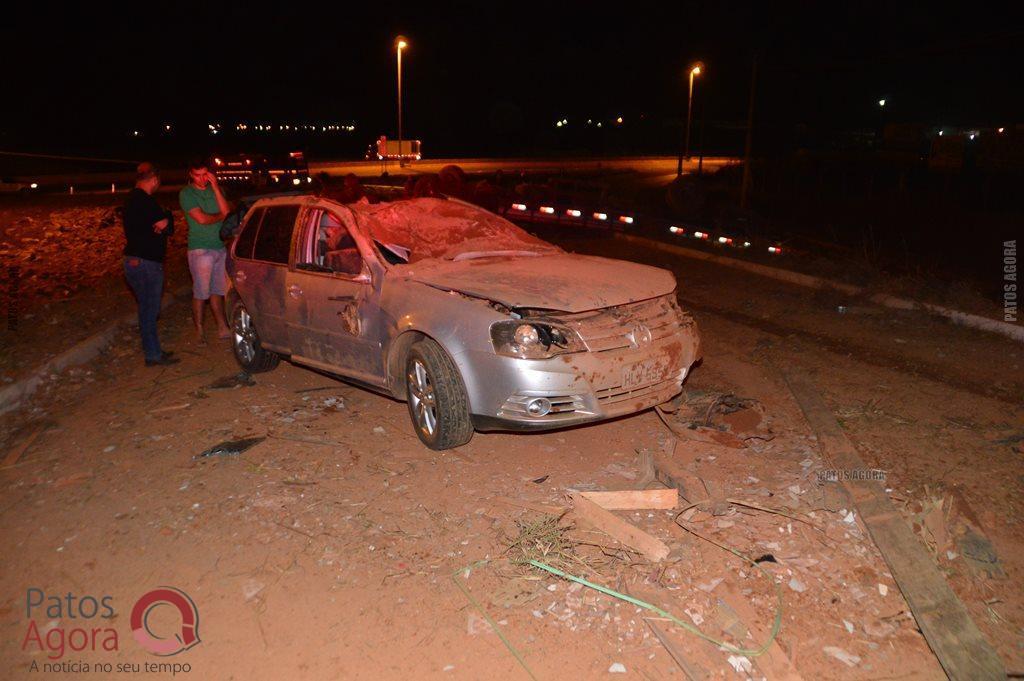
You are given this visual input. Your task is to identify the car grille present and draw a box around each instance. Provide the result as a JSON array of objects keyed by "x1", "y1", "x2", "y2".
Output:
[
  {"x1": 560, "y1": 295, "x2": 688, "y2": 353},
  {"x1": 596, "y1": 376, "x2": 681, "y2": 406}
]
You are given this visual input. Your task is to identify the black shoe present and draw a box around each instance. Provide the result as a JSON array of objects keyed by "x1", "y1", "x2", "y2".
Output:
[{"x1": 146, "y1": 356, "x2": 181, "y2": 367}]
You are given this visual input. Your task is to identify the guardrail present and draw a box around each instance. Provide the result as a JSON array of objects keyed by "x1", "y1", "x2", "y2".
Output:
[{"x1": 504, "y1": 202, "x2": 786, "y2": 257}]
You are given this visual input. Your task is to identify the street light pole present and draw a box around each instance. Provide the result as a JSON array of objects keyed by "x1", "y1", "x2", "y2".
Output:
[
  {"x1": 396, "y1": 37, "x2": 407, "y2": 167},
  {"x1": 677, "y1": 63, "x2": 703, "y2": 176}
]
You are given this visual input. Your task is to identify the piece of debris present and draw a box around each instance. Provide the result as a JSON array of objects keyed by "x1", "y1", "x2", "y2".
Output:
[
  {"x1": 532, "y1": 475, "x2": 550, "y2": 484},
  {"x1": 2, "y1": 424, "x2": 48, "y2": 468},
  {"x1": 579, "y1": 488, "x2": 677, "y2": 510},
  {"x1": 194, "y1": 436, "x2": 266, "y2": 459},
  {"x1": 823, "y1": 646, "x2": 861, "y2": 668},
  {"x1": 788, "y1": 577, "x2": 807, "y2": 593},
  {"x1": 149, "y1": 403, "x2": 190, "y2": 414},
  {"x1": 727, "y1": 655, "x2": 753, "y2": 674},
  {"x1": 204, "y1": 372, "x2": 255, "y2": 390},
  {"x1": 567, "y1": 492, "x2": 670, "y2": 562},
  {"x1": 607, "y1": 662, "x2": 626, "y2": 674}
]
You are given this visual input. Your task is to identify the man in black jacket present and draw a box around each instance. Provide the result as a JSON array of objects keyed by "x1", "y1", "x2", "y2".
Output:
[{"x1": 122, "y1": 162, "x2": 180, "y2": 366}]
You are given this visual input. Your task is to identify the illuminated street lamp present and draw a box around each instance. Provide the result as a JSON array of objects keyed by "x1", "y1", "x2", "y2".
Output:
[
  {"x1": 396, "y1": 36, "x2": 408, "y2": 166},
  {"x1": 678, "y1": 62, "x2": 704, "y2": 176},
  {"x1": 878, "y1": 98, "x2": 886, "y2": 107}
]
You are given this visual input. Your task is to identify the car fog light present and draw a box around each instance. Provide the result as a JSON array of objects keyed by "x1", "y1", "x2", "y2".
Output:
[
  {"x1": 526, "y1": 398, "x2": 552, "y2": 417},
  {"x1": 514, "y1": 324, "x2": 540, "y2": 347}
]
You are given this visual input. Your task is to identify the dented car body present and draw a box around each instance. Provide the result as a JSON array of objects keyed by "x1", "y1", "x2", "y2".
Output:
[{"x1": 226, "y1": 195, "x2": 701, "y2": 449}]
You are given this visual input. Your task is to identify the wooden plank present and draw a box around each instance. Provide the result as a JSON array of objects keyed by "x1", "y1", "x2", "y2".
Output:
[
  {"x1": 717, "y1": 596, "x2": 802, "y2": 681},
  {"x1": 2, "y1": 426, "x2": 45, "y2": 468},
  {"x1": 567, "y1": 492, "x2": 670, "y2": 562},
  {"x1": 781, "y1": 369, "x2": 1005, "y2": 680},
  {"x1": 626, "y1": 585, "x2": 709, "y2": 681},
  {"x1": 579, "y1": 488, "x2": 677, "y2": 510}
]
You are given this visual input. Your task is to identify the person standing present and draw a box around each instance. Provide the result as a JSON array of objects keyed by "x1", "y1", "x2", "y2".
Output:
[
  {"x1": 122, "y1": 162, "x2": 180, "y2": 366},
  {"x1": 179, "y1": 158, "x2": 231, "y2": 345}
]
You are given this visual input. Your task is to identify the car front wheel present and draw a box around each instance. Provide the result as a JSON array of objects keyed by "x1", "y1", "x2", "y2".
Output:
[
  {"x1": 405, "y1": 339, "x2": 473, "y2": 450},
  {"x1": 231, "y1": 304, "x2": 280, "y2": 373}
]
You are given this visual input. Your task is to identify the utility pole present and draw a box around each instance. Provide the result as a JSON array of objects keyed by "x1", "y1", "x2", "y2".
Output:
[{"x1": 740, "y1": 55, "x2": 758, "y2": 210}]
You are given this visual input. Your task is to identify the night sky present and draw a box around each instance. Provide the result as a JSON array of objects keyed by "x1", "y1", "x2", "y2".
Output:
[{"x1": 2, "y1": 2, "x2": 1022, "y2": 157}]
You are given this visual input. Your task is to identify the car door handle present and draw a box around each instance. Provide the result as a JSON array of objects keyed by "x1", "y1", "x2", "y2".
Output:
[{"x1": 288, "y1": 284, "x2": 303, "y2": 298}]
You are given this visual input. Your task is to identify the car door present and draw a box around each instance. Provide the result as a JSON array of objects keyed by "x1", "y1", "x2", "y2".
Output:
[
  {"x1": 285, "y1": 206, "x2": 383, "y2": 385},
  {"x1": 230, "y1": 203, "x2": 300, "y2": 352}
]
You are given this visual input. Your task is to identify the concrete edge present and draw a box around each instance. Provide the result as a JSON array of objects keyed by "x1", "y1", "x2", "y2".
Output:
[
  {"x1": 0, "y1": 285, "x2": 192, "y2": 415},
  {"x1": 616, "y1": 232, "x2": 1024, "y2": 344}
]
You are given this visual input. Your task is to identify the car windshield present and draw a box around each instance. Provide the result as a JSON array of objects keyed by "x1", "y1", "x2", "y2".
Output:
[{"x1": 353, "y1": 197, "x2": 560, "y2": 264}]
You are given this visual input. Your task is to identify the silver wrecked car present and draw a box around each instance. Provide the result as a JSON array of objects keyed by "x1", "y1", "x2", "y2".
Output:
[{"x1": 226, "y1": 194, "x2": 701, "y2": 450}]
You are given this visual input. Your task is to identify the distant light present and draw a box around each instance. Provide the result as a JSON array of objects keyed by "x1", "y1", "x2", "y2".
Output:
[
  {"x1": 693, "y1": 231, "x2": 708, "y2": 239},
  {"x1": 164, "y1": 124, "x2": 171, "y2": 131},
  {"x1": 397, "y1": 39, "x2": 408, "y2": 50},
  {"x1": 618, "y1": 215, "x2": 634, "y2": 224},
  {"x1": 768, "y1": 246, "x2": 782, "y2": 254},
  {"x1": 512, "y1": 203, "x2": 527, "y2": 211},
  {"x1": 30, "y1": 182, "x2": 38, "y2": 189},
  {"x1": 878, "y1": 98, "x2": 886, "y2": 107},
  {"x1": 743, "y1": 241, "x2": 751, "y2": 248},
  {"x1": 593, "y1": 212, "x2": 607, "y2": 221},
  {"x1": 669, "y1": 226, "x2": 682, "y2": 234},
  {"x1": 292, "y1": 178, "x2": 301, "y2": 186},
  {"x1": 307, "y1": 177, "x2": 312, "y2": 183},
  {"x1": 969, "y1": 133, "x2": 976, "y2": 140},
  {"x1": 539, "y1": 206, "x2": 555, "y2": 214},
  {"x1": 615, "y1": 116, "x2": 623, "y2": 124},
  {"x1": 566, "y1": 209, "x2": 581, "y2": 217},
  {"x1": 596, "y1": 122, "x2": 602, "y2": 128},
  {"x1": 556, "y1": 121, "x2": 563, "y2": 128},
  {"x1": 998, "y1": 127, "x2": 1005, "y2": 134},
  {"x1": 213, "y1": 157, "x2": 223, "y2": 166},
  {"x1": 587, "y1": 119, "x2": 592, "y2": 125},
  {"x1": 938, "y1": 130, "x2": 943, "y2": 136},
  {"x1": 718, "y1": 236, "x2": 732, "y2": 244},
  {"x1": 132, "y1": 130, "x2": 139, "y2": 136},
  {"x1": 691, "y1": 66, "x2": 701, "y2": 76}
]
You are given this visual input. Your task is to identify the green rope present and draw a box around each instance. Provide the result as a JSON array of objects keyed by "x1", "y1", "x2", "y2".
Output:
[
  {"x1": 451, "y1": 561, "x2": 539, "y2": 680},
  {"x1": 528, "y1": 559, "x2": 782, "y2": 657}
]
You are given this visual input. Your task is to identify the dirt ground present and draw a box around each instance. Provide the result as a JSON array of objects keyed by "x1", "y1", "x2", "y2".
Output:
[{"x1": 0, "y1": 209, "x2": 1022, "y2": 679}]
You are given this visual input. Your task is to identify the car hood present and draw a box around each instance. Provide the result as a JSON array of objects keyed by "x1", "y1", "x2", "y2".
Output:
[{"x1": 404, "y1": 253, "x2": 676, "y2": 313}]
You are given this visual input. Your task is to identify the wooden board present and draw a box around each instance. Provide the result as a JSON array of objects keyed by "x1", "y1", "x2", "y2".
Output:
[
  {"x1": 2, "y1": 426, "x2": 45, "y2": 468},
  {"x1": 782, "y1": 369, "x2": 1005, "y2": 680},
  {"x1": 579, "y1": 488, "x2": 677, "y2": 510},
  {"x1": 567, "y1": 492, "x2": 670, "y2": 562}
]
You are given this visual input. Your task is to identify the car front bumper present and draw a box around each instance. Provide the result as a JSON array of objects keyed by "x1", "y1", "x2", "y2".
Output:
[{"x1": 456, "y1": 330, "x2": 699, "y2": 432}]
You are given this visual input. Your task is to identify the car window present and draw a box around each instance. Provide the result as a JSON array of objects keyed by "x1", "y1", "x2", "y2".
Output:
[
  {"x1": 252, "y1": 205, "x2": 299, "y2": 264},
  {"x1": 296, "y1": 210, "x2": 364, "y2": 276},
  {"x1": 233, "y1": 207, "x2": 264, "y2": 260}
]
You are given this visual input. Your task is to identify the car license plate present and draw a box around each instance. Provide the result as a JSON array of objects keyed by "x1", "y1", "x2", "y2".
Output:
[{"x1": 621, "y1": 358, "x2": 663, "y2": 390}]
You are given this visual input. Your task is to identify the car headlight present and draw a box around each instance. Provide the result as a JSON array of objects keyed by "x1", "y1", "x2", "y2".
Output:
[{"x1": 490, "y1": 320, "x2": 584, "y2": 359}]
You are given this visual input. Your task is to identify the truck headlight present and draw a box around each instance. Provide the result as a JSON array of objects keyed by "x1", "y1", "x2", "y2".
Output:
[{"x1": 490, "y1": 321, "x2": 583, "y2": 359}]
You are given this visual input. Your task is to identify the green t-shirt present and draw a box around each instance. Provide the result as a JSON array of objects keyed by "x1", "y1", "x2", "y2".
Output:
[{"x1": 179, "y1": 185, "x2": 225, "y2": 251}]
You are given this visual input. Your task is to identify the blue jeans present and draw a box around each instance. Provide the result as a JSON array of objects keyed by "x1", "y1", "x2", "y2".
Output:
[{"x1": 124, "y1": 257, "x2": 165, "y2": 361}]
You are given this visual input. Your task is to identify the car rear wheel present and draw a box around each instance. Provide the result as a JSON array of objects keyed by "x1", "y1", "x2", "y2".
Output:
[
  {"x1": 405, "y1": 339, "x2": 473, "y2": 450},
  {"x1": 231, "y1": 304, "x2": 280, "y2": 373}
]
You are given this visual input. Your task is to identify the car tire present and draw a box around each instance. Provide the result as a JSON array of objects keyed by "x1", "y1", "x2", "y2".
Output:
[
  {"x1": 405, "y1": 339, "x2": 473, "y2": 450},
  {"x1": 231, "y1": 303, "x2": 280, "y2": 373}
]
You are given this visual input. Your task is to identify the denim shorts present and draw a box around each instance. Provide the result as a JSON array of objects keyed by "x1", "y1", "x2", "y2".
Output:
[{"x1": 187, "y1": 248, "x2": 227, "y2": 300}]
